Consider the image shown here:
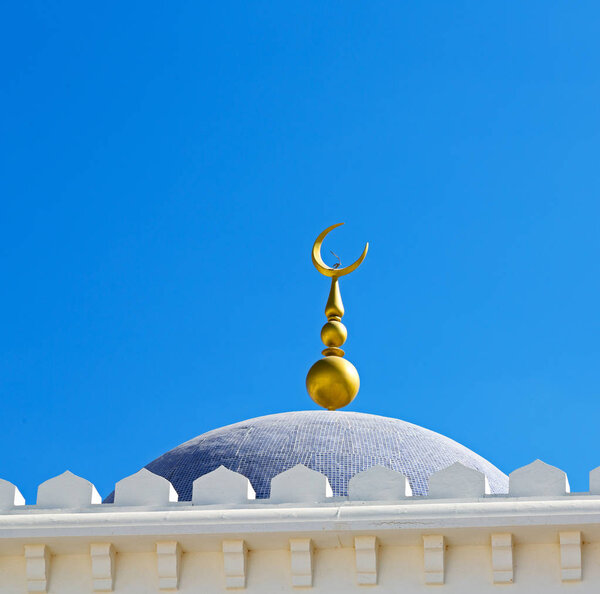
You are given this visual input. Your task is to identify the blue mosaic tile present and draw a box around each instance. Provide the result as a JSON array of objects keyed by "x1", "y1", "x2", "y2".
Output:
[{"x1": 104, "y1": 411, "x2": 508, "y2": 502}]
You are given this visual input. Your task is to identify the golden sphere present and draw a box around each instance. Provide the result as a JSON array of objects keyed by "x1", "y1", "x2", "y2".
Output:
[
  {"x1": 306, "y1": 356, "x2": 360, "y2": 410},
  {"x1": 320, "y1": 320, "x2": 347, "y2": 347}
]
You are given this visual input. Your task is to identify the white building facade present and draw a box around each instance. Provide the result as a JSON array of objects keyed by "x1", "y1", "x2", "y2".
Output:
[{"x1": 2, "y1": 457, "x2": 600, "y2": 593}]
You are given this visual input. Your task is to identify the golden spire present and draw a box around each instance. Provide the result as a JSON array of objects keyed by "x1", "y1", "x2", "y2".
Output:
[{"x1": 306, "y1": 223, "x2": 369, "y2": 410}]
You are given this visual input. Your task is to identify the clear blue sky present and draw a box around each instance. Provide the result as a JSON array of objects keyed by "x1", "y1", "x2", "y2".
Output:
[{"x1": 2, "y1": 2, "x2": 600, "y2": 501}]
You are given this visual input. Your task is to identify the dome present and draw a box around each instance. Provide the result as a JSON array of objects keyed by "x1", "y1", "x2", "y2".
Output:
[{"x1": 106, "y1": 411, "x2": 507, "y2": 501}]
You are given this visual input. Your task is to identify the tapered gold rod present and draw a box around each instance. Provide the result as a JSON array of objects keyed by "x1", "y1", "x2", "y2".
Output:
[{"x1": 306, "y1": 223, "x2": 368, "y2": 410}]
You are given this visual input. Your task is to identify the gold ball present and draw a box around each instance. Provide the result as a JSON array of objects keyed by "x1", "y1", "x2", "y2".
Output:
[
  {"x1": 306, "y1": 356, "x2": 360, "y2": 410},
  {"x1": 320, "y1": 320, "x2": 347, "y2": 347}
]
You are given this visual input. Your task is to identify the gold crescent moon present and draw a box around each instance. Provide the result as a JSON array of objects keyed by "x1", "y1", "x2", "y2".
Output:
[{"x1": 311, "y1": 223, "x2": 369, "y2": 278}]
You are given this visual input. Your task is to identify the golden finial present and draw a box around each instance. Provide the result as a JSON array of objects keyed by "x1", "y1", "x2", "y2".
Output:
[{"x1": 306, "y1": 223, "x2": 369, "y2": 410}]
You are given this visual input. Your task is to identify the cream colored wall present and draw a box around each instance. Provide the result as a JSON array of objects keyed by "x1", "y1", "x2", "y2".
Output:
[
  {"x1": 1, "y1": 542, "x2": 599, "y2": 593},
  {"x1": 48, "y1": 554, "x2": 91, "y2": 593},
  {"x1": 0, "y1": 555, "x2": 24, "y2": 594}
]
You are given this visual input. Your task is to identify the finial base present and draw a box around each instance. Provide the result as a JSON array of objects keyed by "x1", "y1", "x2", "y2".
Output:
[
  {"x1": 322, "y1": 347, "x2": 345, "y2": 357},
  {"x1": 306, "y1": 356, "x2": 360, "y2": 411}
]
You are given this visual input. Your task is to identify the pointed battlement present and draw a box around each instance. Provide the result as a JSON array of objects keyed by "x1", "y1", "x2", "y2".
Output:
[{"x1": 2, "y1": 459, "x2": 599, "y2": 510}]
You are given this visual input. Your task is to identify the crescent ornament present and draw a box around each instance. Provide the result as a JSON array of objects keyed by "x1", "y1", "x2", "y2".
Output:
[{"x1": 311, "y1": 223, "x2": 369, "y2": 278}]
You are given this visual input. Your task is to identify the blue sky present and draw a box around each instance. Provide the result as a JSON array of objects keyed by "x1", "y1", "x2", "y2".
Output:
[{"x1": 1, "y1": 1, "x2": 600, "y2": 501}]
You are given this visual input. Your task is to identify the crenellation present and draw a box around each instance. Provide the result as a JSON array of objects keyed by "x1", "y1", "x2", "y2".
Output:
[
  {"x1": 509, "y1": 460, "x2": 570, "y2": 497},
  {"x1": 114, "y1": 469, "x2": 178, "y2": 506},
  {"x1": 348, "y1": 466, "x2": 412, "y2": 500},
  {"x1": 193, "y1": 466, "x2": 256, "y2": 505},
  {"x1": 589, "y1": 466, "x2": 600, "y2": 494},
  {"x1": 428, "y1": 463, "x2": 490, "y2": 499},
  {"x1": 269, "y1": 464, "x2": 333, "y2": 503},
  {"x1": 5, "y1": 460, "x2": 600, "y2": 514},
  {"x1": 0, "y1": 478, "x2": 25, "y2": 509},
  {"x1": 37, "y1": 471, "x2": 101, "y2": 508}
]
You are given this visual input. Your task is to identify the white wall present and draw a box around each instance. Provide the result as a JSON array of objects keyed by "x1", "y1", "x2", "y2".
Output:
[{"x1": 2, "y1": 460, "x2": 599, "y2": 591}]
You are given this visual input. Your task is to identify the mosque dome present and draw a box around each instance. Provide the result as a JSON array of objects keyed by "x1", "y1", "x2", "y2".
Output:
[{"x1": 106, "y1": 411, "x2": 507, "y2": 501}]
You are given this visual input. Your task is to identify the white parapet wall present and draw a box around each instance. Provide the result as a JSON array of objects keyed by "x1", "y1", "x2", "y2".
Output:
[{"x1": 2, "y1": 461, "x2": 600, "y2": 592}]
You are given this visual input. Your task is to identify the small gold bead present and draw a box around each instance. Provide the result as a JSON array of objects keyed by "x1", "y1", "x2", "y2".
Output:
[{"x1": 320, "y1": 320, "x2": 347, "y2": 347}]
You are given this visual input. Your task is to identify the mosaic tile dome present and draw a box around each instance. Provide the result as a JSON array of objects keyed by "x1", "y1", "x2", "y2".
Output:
[{"x1": 106, "y1": 411, "x2": 507, "y2": 501}]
